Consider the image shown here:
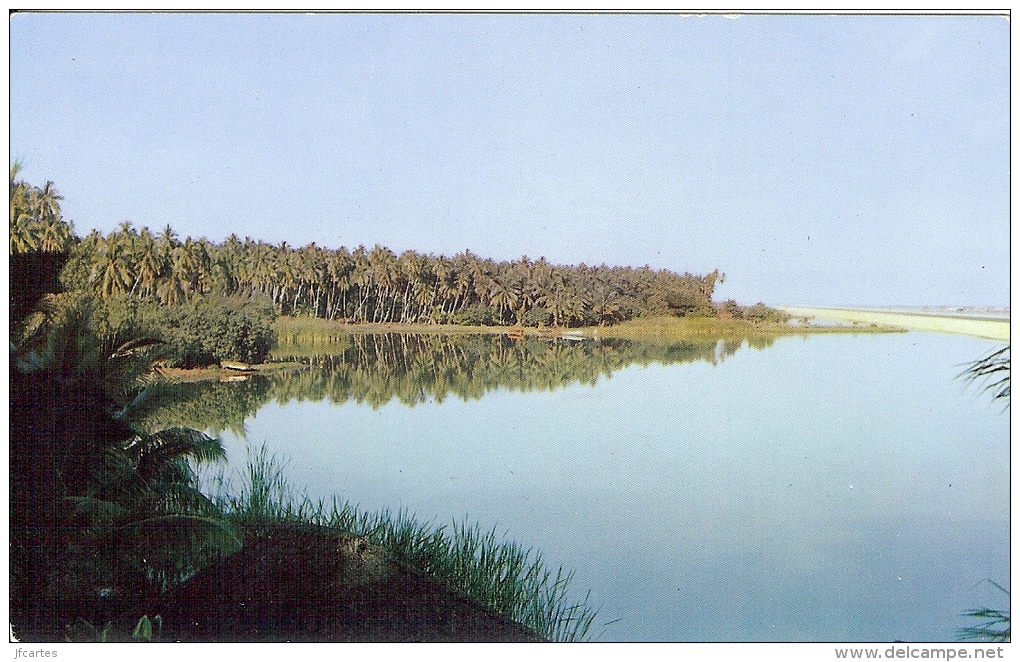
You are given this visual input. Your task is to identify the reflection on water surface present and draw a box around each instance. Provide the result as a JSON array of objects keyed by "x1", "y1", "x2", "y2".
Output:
[
  {"x1": 143, "y1": 333, "x2": 763, "y2": 433},
  {"x1": 142, "y1": 332, "x2": 1008, "y2": 642}
]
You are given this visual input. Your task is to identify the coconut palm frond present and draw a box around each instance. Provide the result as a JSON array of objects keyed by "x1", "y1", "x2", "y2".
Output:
[
  {"x1": 14, "y1": 294, "x2": 94, "y2": 373},
  {"x1": 108, "y1": 336, "x2": 164, "y2": 359},
  {"x1": 112, "y1": 389, "x2": 152, "y2": 421},
  {"x1": 150, "y1": 482, "x2": 221, "y2": 515},
  {"x1": 961, "y1": 345, "x2": 1010, "y2": 404},
  {"x1": 95, "y1": 337, "x2": 164, "y2": 399},
  {"x1": 20, "y1": 293, "x2": 71, "y2": 332},
  {"x1": 958, "y1": 580, "x2": 1010, "y2": 642},
  {"x1": 958, "y1": 607, "x2": 1010, "y2": 642},
  {"x1": 65, "y1": 496, "x2": 127, "y2": 522},
  {"x1": 105, "y1": 513, "x2": 244, "y2": 591},
  {"x1": 88, "y1": 446, "x2": 136, "y2": 487},
  {"x1": 117, "y1": 514, "x2": 243, "y2": 562},
  {"x1": 129, "y1": 428, "x2": 226, "y2": 479}
]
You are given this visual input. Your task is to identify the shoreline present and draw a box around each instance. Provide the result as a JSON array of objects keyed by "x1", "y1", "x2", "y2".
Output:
[
  {"x1": 274, "y1": 314, "x2": 903, "y2": 341},
  {"x1": 154, "y1": 361, "x2": 306, "y2": 383},
  {"x1": 779, "y1": 306, "x2": 1010, "y2": 342},
  {"x1": 157, "y1": 316, "x2": 907, "y2": 383}
]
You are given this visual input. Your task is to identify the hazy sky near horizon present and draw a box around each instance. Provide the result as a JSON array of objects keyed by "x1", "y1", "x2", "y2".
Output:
[{"x1": 9, "y1": 12, "x2": 1009, "y2": 306}]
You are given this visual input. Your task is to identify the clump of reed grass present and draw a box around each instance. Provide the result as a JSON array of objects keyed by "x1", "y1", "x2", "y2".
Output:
[
  {"x1": 272, "y1": 316, "x2": 353, "y2": 352},
  {"x1": 272, "y1": 316, "x2": 510, "y2": 351},
  {"x1": 210, "y1": 445, "x2": 600, "y2": 642}
]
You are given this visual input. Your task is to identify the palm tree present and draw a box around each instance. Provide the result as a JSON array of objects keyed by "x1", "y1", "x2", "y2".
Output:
[
  {"x1": 71, "y1": 424, "x2": 240, "y2": 592},
  {"x1": 131, "y1": 227, "x2": 162, "y2": 297},
  {"x1": 159, "y1": 224, "x2": 179, "y2": 250},
  {"x1": 190, "y1": 238, "x2": 217, "y2": 297},
  {"x1": 540, "y1": 277, "x2": 584, "y2": 328},
  {"x1": 450, "y1": 251, "x2": 477, "y2": 317},
  {"x1": 10, "y1": 164, "x2": 40, "y2": 253},
  {"x1": 37, "y1": 218, "x2": 72, "y2": 253},
  {"x1": 91, "y1": 240, "x2": 133, "y2": 298},
  {"x1": 326, "y1": 247, "x2": 354, "y2": 321},
  {"x1": 34, "y1": 181, "x2": 63, "y2": 224},
  {"x1": 156, "y1": 270, "x2": 187, "y2": 307},
  {"x1": 487, "y1": 276, "x2": 518, "y2": 324},
  {"x1": 169, "y1": 242, "x2": 201, "y2": 301},
  {"x1": 11, "y1": 292, "x2": 240, "y2": 638},
  {"x1": 9, "y1": 214, "x2": 38, "y2": 254},
  {"x1": 9, "y1": 174, "x2": 73, "y2": 255},
  {"x1": 367, "y1": 245, "x2": 398, "y2": 322},
  {"x1": 590, "y1": 273, "x2": 623, "y2": 326}
]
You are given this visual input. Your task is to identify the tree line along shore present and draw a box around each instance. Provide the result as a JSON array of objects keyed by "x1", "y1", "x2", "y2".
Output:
[
  {"x1": 12, "y1": 167, "x2": 801, "y2": 372},
  {"x1": 7, "y1": 167, "x2": 896, "y2": 643},
  {"x1": 10, "y1": 168, "x2": 607, "y2": 642}
]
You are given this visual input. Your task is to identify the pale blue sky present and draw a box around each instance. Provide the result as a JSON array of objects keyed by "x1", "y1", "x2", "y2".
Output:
[{"x1": 9, "y1": 12, "x2": 1010, "y2": 306}]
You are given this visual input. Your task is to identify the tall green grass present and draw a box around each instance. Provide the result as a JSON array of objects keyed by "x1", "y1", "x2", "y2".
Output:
[
  {"x1": 208, "y1": 445, "x2": 600, "y2": 642},
  {"x1": 271, "y1": 314, "x2": 877, "y2": 359},
  {"x1": 272, "y1": 316, "x2": 354, "y2": 349}
]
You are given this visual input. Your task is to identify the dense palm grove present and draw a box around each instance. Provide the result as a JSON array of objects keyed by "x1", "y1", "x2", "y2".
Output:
[
  {"x1": 41, "y1": 210, "x2": 723, "y2": 329},
  {"x1": 12, "y1": 168, "x2": 786, "y2": 368},
  {"x1": 5, "y1": 168, "x2": 729, "y2": 635},
  {"x1": 8, "y1": 164, "x2": 74, "y2": 255},
  {"x1": 59, "y1": 226, "x2": 724, "y2": 326}
]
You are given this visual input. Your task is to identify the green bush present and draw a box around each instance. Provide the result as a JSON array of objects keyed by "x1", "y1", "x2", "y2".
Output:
[
  {"x1": 90, "y1": 294, "x2": 277, "y2": 369},
  {"x1": 522, "y1": 306, "x2": 552, "y2": 327},
  {"x1": 451, "y1": 302, "x2": 500, "y2": 326},
  {"x1": 156, "y1": 296, "x2": 277, "y2": 368},
  {"x1": 718, "y1": 299, "x2": 744, "y2": 319},
  {"x1": 744, "y1": 302, "x2": 790, "y2": 324}
]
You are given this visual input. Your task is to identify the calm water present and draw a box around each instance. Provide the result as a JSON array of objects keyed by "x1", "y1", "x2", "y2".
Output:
[{"x1": 161, "y1": 331, "x2": 1009, "y2": 642}]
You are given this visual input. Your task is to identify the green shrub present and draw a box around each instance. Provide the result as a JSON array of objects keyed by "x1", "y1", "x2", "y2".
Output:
[
  {"x1": 522, "y1": 306, "x2": 552, "y2": 327},
  {"x1": 718, "y1": 299, "x2": 744, "y2": 319},
  {"x1": 89, "y1": 294, "x2": 278, "y2": 369},
  {"x1": 156, "y1": 295, "x2": 277, "y2": 368},
  {"x1": 744, "y1": 302, "x2": 790, "y2": 324},
  {"x1": 451, "y1": 302, "x2": 499, "y2": 326}
]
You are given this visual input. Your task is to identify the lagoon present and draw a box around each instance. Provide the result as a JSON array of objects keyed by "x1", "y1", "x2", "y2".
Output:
[{"x1": 162, "y1": 330, "x2": 1008, "y2": 642}]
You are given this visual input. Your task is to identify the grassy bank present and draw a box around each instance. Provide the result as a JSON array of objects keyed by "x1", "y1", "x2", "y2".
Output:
[
  {"x1": 780, "y1": 306, "x2": 1010, "y2": 342},
  {"x1": 274, "y1": 315, "x2": 514, "y2": 344},
  {"x1": 273, "y1": 313, "x2": 898, "y2": 352},
  {"x1": 585, "y1": 315, "x2": 897, "y2": 340},
  {"x1": 206, "y1": 447, "x2": 600, "y2": 642}
]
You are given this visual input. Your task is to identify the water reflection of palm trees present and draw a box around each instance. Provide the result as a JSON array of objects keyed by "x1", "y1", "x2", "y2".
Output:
[{"x1": 147, "y1": 332, "x2": 775, "y2": 433}]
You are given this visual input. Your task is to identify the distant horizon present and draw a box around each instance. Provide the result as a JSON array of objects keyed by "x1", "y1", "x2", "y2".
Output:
[
  {"x1": 11, "y1": 12, "x2": 1009, "y2": 308},
  {"x1": 778, "y1": 303, "x2": 1010, "y2": 313}
]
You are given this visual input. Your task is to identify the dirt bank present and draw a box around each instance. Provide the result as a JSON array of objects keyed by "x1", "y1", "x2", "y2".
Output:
[{"x1": 94, "y1": 522, "x2": 547, "y2": 643}]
